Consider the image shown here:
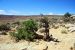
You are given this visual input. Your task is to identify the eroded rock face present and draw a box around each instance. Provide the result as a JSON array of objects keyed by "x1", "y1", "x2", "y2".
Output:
[
  {"x1": 68, "y1": 27, "x2": 75, "y2": 32},
  {"x1": 64, "y1": 24, "x2": 75, "y2": 32},
  {"x1": 65, "y1": 24, "x2": 75, "y2": 28}
]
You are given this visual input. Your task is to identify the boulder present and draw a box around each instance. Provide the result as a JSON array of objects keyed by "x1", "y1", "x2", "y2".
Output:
[{"x1": 68, "y1": 27, "x2": 75, "y2": 32}]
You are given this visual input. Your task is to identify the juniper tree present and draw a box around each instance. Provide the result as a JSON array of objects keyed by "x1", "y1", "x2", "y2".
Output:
[
  {"x1": 63, "y1": 12, "x2": 71, "y2": 22},
  {"x1": 40, "y1": 17, "x2": 50, "y2": 41}
]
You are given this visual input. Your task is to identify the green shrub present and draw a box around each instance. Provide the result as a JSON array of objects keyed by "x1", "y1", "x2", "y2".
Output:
[
  {"x1": 63, "y1": 12, "x2": 72, "y2": 22},
  {"x1": 0, "y1": 24, "x2": 10, "y2": 31},
  {"x1": 10, "y1": 19, "x2": 38, "y2": 41},
  {"x1": 23, "y1": 19, "x2": 38, "y2": 32}
]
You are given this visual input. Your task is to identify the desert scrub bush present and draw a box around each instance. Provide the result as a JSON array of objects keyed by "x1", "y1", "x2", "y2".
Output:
[
  {"x1": 53, "y1": 25, "x2": 59, "y2": 29},
  {"x1": 61, "y1": 29, "x2": 68, "y2": 34},
  {"x1": 0, "y1": 24, "x2": 10, "y2": 31},
  {"x1": 51, "y1": 24, "x2": 59, "y2": 29},
  {"x1": 10, "y1": 28, "x2": 24, "y2": 40},
  {"x1": 49, "y1": 18, "x2": 57, "y2": 24},
  {"x1": 60, "y1": 24, "x2": 65, "y2": 27},
  {"x1": 0, "y1": 31, "x2": 7, "y2": 35},
  {"x1": 23, "y1": 19, "x2": 38, "y2": 32},
  {"x1": 63, "y1": 12, "x2": 71, "y2": 23},
  {"x1": 10, "y1": 19, "x2": 38, "y2": 41},
  {"x1": 13, "y1": 21, "x2": 20, "y2": 25}
]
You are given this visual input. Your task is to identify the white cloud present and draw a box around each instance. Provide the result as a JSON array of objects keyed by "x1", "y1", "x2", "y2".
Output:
[
  {"x1": 7, "y1": 10, "x2": 21, "y2": 15},
  {"x1": 0, "y1": 9, "x2": 25, "y2": 15},
  {"x1": 48, "y1": 12, "x2": 53, "y2": 15},
  {"x1": 55, "y1": 14, "x2": 64, "y2": 15},
  {"x1": 47, "y1": 12, "x2": 64, "y2": 15},
  {"x1": 0, "y1": 10, "x2": 64, "y2": 15},
  {"x1": 0, "y1": 10, "x2": 40, "y2": 15},
  {"x1": 41, "y1": 13, "x2": 54, "y2": 15},
  {"x1": 0, "y1": 10, "x2": 6, "y2": 14},
  {"x1": 0, "y1": 10, "x2": 55, "y2": 15}
]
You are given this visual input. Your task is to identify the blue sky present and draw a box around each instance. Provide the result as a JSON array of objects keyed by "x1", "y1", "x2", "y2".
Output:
[{"x1": 0, "y1": 0, "x2": 75, "y2": 15}]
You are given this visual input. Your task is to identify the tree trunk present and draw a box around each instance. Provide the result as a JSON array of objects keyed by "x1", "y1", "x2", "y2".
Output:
[{"x1": 43, "y1": 28, "x2": 49, "y2": 41}]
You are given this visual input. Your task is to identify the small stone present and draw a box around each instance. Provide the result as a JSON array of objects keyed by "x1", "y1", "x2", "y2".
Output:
[
  {"x1": 70, "y1": 47, "x2": 73, "y2": 50},
  {"x1": 22, "y1": 48, "x2": 27, "y2": 50}
]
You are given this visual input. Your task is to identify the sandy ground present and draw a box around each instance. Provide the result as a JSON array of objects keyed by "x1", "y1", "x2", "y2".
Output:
[{"x1": 0, "y1": 25, "x2": 75, "y2": 50}]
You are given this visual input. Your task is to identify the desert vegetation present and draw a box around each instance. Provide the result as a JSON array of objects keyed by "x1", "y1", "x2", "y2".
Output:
[
  {"x1": 0, "y1": 12, "x2": 75, "y2": 50},
  {"x1": 10, "y1": 19, "x2": 38, "y2": 41},
  {"x1": 0, "y1": 24, "x2": 10, "y2": 31},
  {"x1": 61, "y1": 29, "x2": 68, "y2": 34}
]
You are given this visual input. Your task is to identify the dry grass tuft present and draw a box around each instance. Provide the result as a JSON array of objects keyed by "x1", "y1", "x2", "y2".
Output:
[{"x1": 61, "y1": 29, "x2": 68, "y2": 34}]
